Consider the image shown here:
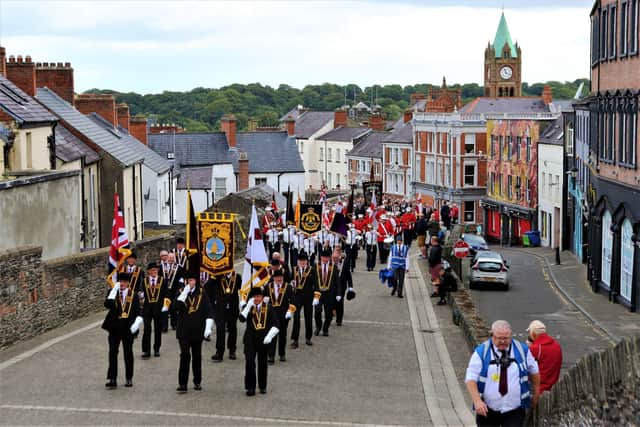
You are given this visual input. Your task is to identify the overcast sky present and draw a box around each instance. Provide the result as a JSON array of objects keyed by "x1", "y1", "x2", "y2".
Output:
[{"x1": 1, "y1": 0, "x2": 594, "y2": 94}]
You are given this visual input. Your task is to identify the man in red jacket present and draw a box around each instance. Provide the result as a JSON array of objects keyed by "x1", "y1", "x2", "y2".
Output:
[{"x1": 526, "y1": 320, "x2": 562, "y2": 393}]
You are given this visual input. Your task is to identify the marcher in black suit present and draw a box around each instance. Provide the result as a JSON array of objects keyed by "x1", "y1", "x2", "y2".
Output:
[
  {"x1": 102, "y1": 273, "x2": 142, "y2": 388},
  {"x1": 332, "y1": 251, "x2": 353, "y2": 326},
  {"x1": 174, "y1": 273, "x2": 214, "y2": 393},
  {"x1": 141, "y1": 262, "x2": 169, "y2": 358},
  {"x1": 160, "y1": 252, "x2": 184, "y2": 332},
  {"x1": 314, "y1": 249, "x2": 341, "y2": 336},
  {"x1": 205, "y1": 270, "x2": 241, "y2": 362},
  {"x1": 239, "y1": 286, "x2": 279, "y2": 396},
  {"x1": 122, "y1": 251, "x2": 145, "y2": 294},
  {"x1": 266, "y1": 270, "x2": 294, "y2": 363},
  {"x1": 290, "y1": 252, "x2": 317, "y2": 348}
]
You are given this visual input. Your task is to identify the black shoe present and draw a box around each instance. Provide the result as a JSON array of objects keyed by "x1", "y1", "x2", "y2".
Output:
[
  {"x1": 336, "y1": 322, "x2": 342, "y2": 326},
  {"x1": 194, "y1": 384, "x2": 202, "y2": 391},
  {"x1": 305, "y1": 339, "x2": 313, "y2": 346},
  {"x1": 430, "y1": 292, "x2": 439, "y2": 298},
  {"x1": 229, "y1": 352, "x2": 236, "y2": 360},
  {"x1": 176, "y1": 385, "x2": 187, "y2": 393},
  {"x1": 280, "y1": 355, "x2": 286, "y2": 362},
  {"x1": 211, "y1": 353, "x2": 223, "y2": 362},
  {"x1": 291, "y1": 341, "x2": 298, "y2": 349},
  {"x1": 154, "y1": 351, "x2": 160, "y2": 357},
  {"x1": 246, "y1": 389, "x2": 255, "y2": 396},
  {"x1": 141, "y1": 352, "x2": 150, "y2": 359},
  {"x1": 105, "y1": 380, "x2": 117, "y2": 389},
  {"x1": 322, "y1": 331, "x2": 329, "y2": 337},
  {"x1": 162, "y1": 328, "x2": 169, "y2": 333},
  {"x1": 125, "y1": 379, "x2": 133, "y2": 387},
  {"x1": 391, "y1": 288, "x2": 396, "y2": 296},
  {"x1": 268, "y1": 357, "x2": 275, "y2": 365},
  {"x1": 259, "y1": 389, "x2": 267, "y2": 394},
  {"x1": 437, "y1": 300, "x2": 447, "y2": 305},
  {"x1": 398, "y1": 294, "x2": 404, "y2": 298},
  {"x1": 314, "y1": 329, "x2": 320, "y2": 336}
]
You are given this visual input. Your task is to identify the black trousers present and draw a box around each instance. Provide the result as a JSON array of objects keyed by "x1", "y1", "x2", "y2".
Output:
[
  {"x1": 178, "y1": 338, "x2": 203, "y2": 386},
  {"x1": 269, "y1": 318, "x2": 288, "y2": 358},
  {"x1": 345, "y1": 245, "x2": 357, "y2": 271},
  {"x1": 215, "y1": 311, "x2": 237, "y2": 355},
  {"x1": 282, "y1": 243, "x2": 290, "y2": 266},
  {"x1": 107, "y1": 333, "x2": 134, "y2": 381},
  {"x1": 366, "y1": 244, "x2": 377, "y2": 270},
  {"x1": 403, "y1": 229, "x2": 414, "y2": 247},
  {"x1": 289, "y1": 247, "x2": 298, "y2": 271},
  {"x1": 244, "y1": 345, "x2": 268, "y2": 391},
  {"x1": 378, "y1": 242, "x2": 390, "y2": 264},
  {"x1": 335, "y1": 288, "x2": 347, "y2": 324},
  {"x1": 142, "y1": 313, "x2": 162, "y2": 353},
  {"x1": 291, "y1": 297, "x2": 313, "y2": 341},
  {"x1": 476, "y1": 407, "x2": 525, "y2": 427},
  {"x1": 314, "y1": 296, "x2": 333, "y2": 333},
  {"x1": 392, "y1": 269, "x2": 405, "y2": 296}
]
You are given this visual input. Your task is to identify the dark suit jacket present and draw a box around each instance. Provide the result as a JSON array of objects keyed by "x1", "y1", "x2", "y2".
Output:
[
  {"x1": 174, "y1": 286, "x2": 214, "y2": 341},
  {"x1": 316, "y1": 263, "x2": 339, "y2": 298},
  {"x1": 265, "y1": 282, "x2": 294, "y2": 320},
  {"x1": 102, "y1": 288, "x2": 141, "y2": 336},
  {"x1": 334, "y1": 262, "x2": 352, "y2": 297},
  {"x1": 141, "y1": 275, "x2": 169, "y2": 317},
  {"x1": 160, "y1": 263, "x2": 184, "y2": 297},
  {"x1": 205, "y1": 272, "x2": 241, "y2": 319},
  {"x1": 292, "y1": 266, "x2": 317, "y2": 301},
  {"x1": 240, "y1": 304, "x2": 278, "y2": 353}
]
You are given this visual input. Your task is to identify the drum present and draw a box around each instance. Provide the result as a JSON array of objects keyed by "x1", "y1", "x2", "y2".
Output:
[{"x1": 383, "y1": 236, "x2": 394, "y2": 249}]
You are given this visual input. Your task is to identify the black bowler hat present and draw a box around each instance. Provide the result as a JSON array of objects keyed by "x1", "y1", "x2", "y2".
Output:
[
  {"x1": 270, "y1": 258, "x2": 281, "y2": 266},
  {"x1": 118, "y1": 272, "x2": 131, "y2": 282},
  {"x1": 297, "y1": 252, "x2": 308, "y2": 261},
  {"x1": 320, "y1": 249, "x2": 332, "y2": 258},
  {"x1": 176, "y1": 237, "x2": 185, "y2": 244},
  {"x1": 185, "y1": 271, "x2": 198, "y2": 280},
  {"x1": 248, "y1": 287, "x2": 263, "y2": 298},
  {"x1": 147, "y1": 262, "x2": 159, "y2": 270},
  {"x1": 346, "y1": 288, "x2": 356, "y2": 301},
  {"x1": 127, "y1": 251, "x2": 138, "y2": 259},
  {"x1": 271, "y1": 269, "x2": 284, "y2": 278}
]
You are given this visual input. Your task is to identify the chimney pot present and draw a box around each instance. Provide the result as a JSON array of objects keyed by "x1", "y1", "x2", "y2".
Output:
[
  {"x1": 334, "y1": 108, "x2": 347, "y2": 129},
  {"x1": 17, "y1": 55, "x2": 23, "y2": 63},
  {"x1": 238, "y1": 151, "x2": 250, "y2": 190},
  {"x1": 542, "y1": 85, "x2": 553, "y2": 105},
  {"x1": 221, "y1": 114, "x2": 238, "y2": 148},
  {"x1": 285, "y1": 115, "x2": 295, "y2": 136}
]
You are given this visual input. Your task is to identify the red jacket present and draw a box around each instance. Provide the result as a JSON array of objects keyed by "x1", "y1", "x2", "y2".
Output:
[{"x1": 528, "y1": 333, "x2": 562, "y2": 393}]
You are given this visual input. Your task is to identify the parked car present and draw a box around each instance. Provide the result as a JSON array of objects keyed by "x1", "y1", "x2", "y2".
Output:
[
  {"x1": 471, "y1": 250, "x2": 508, "y2": 267},
  {"x1": 461, "y1": 233, "x2": 489, "y2": 257},
  {"x1": 469, "y1": 253, "x2": 510, "y2": 290}
]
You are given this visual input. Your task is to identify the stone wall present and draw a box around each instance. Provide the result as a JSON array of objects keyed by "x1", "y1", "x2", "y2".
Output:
[
  {"x1": 529, "y1": 335, "x2": 640, "y2": 427},
  {"x1": 0, "y1": 233, "x2": 177, "y2": 349}
]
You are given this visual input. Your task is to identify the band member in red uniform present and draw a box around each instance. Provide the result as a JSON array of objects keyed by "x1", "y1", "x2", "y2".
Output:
[{"x1": 377, "y1": 214, "x2": 395, "y2": 264}]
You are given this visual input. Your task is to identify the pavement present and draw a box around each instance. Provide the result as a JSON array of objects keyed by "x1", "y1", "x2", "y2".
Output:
[
  {"x1": 0, "y1": 247, "x2": 473, "y2": 427},
  {"x1": 465, "y1": 245, "x2": 639, "y2": 372}
]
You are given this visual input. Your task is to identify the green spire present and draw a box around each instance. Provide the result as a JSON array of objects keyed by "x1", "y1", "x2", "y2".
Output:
[{"x1": 492, "y1": 12, "x2": 517, "y2": 58}]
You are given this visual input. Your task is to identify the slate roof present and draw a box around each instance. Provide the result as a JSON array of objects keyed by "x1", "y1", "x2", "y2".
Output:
[
  {"x1": 347, "y1": 130, "x2": 388, "y2": 159},
  {"x1": 231, "y1": 183, "x2": 287, "y2": 208},
  {"x1": 460, "y1": 97, "x2": 550, "y2": 114},
  {"x1": 176, "y1": 166, "x2": 212, "y2": 190},
  {"x1": 382, "y1": 122, "x2": 413, "y2": 144},
  {"x1": 0, "y1": 75, "x2": 57, "y2": 125},
  {"x1": 293, "y1": 111, "x2": 334, "y2": 139},
  {"x1": 55, "y1": 125, "x2": 100, "y2": 164},
  {"x1": 317, "y1": 126, "x2": 370, "y2": 142},
  {"x1": 236, "y1": 131, "x2": 304, "y2": 173},
  {"x1": 279, "y1": 107, "x2": 305, "y2": 122},
  {"x1": 148, "y1": 132, "x2": 230, "y2": 167},
  {"x1": 538, "y1": 116, "x2": 564, "y2": 145},
  {"x1": 37, "y1": 88, "x2": 143, "y2": 167},
  {"x1": 87, "y1": 113, "x2": 171, "y2": 174}
]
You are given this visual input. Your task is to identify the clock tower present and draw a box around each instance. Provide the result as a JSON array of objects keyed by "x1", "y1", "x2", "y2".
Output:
[{"x1": 484, "y1": 12, "x2": 522, "y2": 97}]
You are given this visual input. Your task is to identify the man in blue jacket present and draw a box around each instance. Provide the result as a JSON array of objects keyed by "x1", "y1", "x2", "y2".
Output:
[{"x1": 387, "y1": 234, "x2": 409, "y2": 298}]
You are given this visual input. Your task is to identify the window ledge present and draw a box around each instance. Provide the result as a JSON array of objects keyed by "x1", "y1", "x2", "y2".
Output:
[{"x1": 619, "y1": 162, "x2": 637, "y2": 170}]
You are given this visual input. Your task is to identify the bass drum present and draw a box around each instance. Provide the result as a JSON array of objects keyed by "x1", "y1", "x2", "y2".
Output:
[{"x1": 383, "y1": 236, "x2": 394, "y2": 250}]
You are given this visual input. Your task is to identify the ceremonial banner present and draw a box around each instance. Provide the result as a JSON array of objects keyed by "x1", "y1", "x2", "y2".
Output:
[
  {"x1": 298, "y1": 203, "x2": 323, "y2": 235},
  {"x1": 106, "y1": 192, "x2": 131, "y2": 287},
  {"x1": 198, "y1": 212, "x2": 235, "y2": 276},
  {"x1": 185, "y1": 190, "x2": 201, "y2": 283},
  {"x1": 240, "y1": 205, "x2": 270, "y2": 301},
  {"x1": 363, "y1": 181, "x2": 382, "y2": 208}
]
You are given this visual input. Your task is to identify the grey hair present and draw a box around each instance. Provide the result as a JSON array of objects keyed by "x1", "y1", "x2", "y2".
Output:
[{"x1": 491, "y1": 320, "x2": 512, "y2": 334}]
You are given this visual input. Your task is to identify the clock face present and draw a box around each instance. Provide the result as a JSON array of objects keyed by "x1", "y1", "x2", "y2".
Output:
[{"x1": 500, "y1": 66, "x2": 513, "y2": 80}]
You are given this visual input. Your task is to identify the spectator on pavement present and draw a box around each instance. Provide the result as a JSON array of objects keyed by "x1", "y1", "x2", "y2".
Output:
[
  {"x1": 440, "y1": 201, "x2": 451, "y2": 230},
  {"x1": 465, "y1": 320, "x2": 540, "y2": 427},
  {"x1": 526, "y1": 320, "x2": 563, "y2": 393},
  {"x1": 451, "y1": 202, "x2": 459, "y2": 225},
  {"x1": 427, "y1": 214, "x2": 441, "y2": 246},
  {"x1": 428, "y1": 236, "x2": 442, "y2": 298},
  {"x1": 415, "y1": 213, "x2": 428, "y2": 259},
  {"x1": 436, "y1": 262, "x2": 456, "y2": 305}
]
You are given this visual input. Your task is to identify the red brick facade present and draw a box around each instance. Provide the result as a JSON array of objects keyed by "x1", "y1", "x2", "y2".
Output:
[
  {"x1": 5, "y1": 55, "x2": 36, "y2": 96},
  {"x1": 129, "y1": 116, "x2": 148, "y2": 145},
  {"x1": 35, "y1": 62, "x2": 74, "y2": 105},
  {"x1": 75, "y1": 94, "x2": 117, "y2": 127}
]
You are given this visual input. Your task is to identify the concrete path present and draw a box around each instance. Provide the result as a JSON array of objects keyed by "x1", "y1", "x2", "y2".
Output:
[{"x1": 0, "y1": 248, "x2": 471, "y2": 426}]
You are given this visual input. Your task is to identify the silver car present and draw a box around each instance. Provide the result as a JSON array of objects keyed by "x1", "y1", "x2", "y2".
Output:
[{"x1": 469, "y1": 252, "x2": 509, "y2": 290}]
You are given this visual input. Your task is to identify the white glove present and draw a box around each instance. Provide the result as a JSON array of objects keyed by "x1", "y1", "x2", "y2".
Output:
[
  {"x1": 285, "y1": 311, "x2": 293, "y2": 320},
  {"x1": 240, "y1": 298, "x2": 254, "y2": 319},
  {"x1": 312, "y1": 298, "x2": 320, "y2": 307},
  {"x1": 130, "y1": 316, "x2": 143, "y2": 334},
  {"x1": 107, "y1": 282, "x2": 120, "y2": 300},
  {"x1": 204, "y1": 318, "x2": 214, "y2": 339},
  {"x1": 239, "y1": 299, "x2": 247, "y2": 311},
  {"x1": 263, "y1": 296, "x2": 270, "y2": 305},
  {"x1": 177, "y1": 286, "x2": 190, "y2": 302},
  {"x1": 262, "y1": 326, "x2": 279, "y2": 344},
  {"x1": 161, "y1": 306, "x2": 169, "y2": 312},
  {"x1": 336, "y1": 296, "x2": 342, "y2": 302}
]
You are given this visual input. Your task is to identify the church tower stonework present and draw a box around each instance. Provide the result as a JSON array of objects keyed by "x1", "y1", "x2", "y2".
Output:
[{"x1": 484, "y1": 12, "x2": 522, "y2": 97}]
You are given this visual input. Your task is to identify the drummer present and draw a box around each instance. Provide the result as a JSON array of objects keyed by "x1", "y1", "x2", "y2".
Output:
[{"x1": 377, "y1": 214, "x2": 395, "y2": 265}]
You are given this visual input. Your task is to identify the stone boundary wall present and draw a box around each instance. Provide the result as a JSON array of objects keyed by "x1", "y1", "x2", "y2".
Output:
[
  {"x1": 0, "y1": 233, "x2": 177, "y2": 349},
  {"x1": 528, "y1": 335, "x2": 640, "y2": 427}
]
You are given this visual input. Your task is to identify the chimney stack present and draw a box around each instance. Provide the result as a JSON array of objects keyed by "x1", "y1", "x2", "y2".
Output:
[
  {"x1": 129, "y1": 115, "x2": 148, "y2": 145},
  {"x1": 0, "y1": 46, "x2": 6, "y2": 77},
  {"x1": 403, "y1": 110, "x2": 413, "y2": 124},
  {"x1": 116, "y1": 103, "x2": 130, "y2": 130},
  {"x1": 35, "y1": 61, "x2": 75, "y2": 105},
  {"x1": 369, "y1": 113, "x2": 385, "y2": 131},
  {"x1": 221, "y1": 114, "x2": 237, "y2": 148},
  {"x1": 285, "y1": 115, "x2": 295, "y2": 136},
  {"x1": 75, "y1": 93, "x2": 117, "y2": 127},
  {"x1": 410, "y1": 93, "x2": 426, "y2": 106},
  {"x1": 238, "y1": 151, "x2": 249, "y2": 190},
  {"x1": 334, "y1": 108, "x2": 347, "y2": 129},
  {"x1": 247, "y1": 118, "x2": 258, "y2": 132},
  {"x1": 5, "y1": 54, "x2": 36, "y2": 96},
  {"x1": 542, "y1": 85, "x2": 553, "y2": 105}
]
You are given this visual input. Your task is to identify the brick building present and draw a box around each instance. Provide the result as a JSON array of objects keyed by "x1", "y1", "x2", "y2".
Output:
[{"x1": 584, "y1": 0, "x2": 639, "y2": 311}]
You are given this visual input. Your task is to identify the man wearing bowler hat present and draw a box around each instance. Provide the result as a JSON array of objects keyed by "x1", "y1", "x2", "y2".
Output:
[{"x1": 141, "y1": 262, "x2": 169, "y2": 358}]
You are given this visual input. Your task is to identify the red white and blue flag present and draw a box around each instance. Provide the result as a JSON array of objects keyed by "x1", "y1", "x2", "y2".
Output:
[
  {"x1": 107, "y1": 193, "x2": 131, "y2": 287},
  {"x1": 240, "y1": 205, "x2": 270, "y2": 301}
]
